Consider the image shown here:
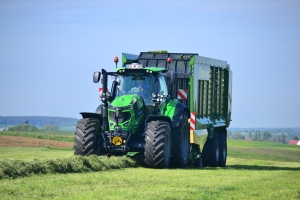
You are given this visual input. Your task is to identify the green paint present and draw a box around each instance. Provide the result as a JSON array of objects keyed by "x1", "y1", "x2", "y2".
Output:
[
  {"x1": 127, "y1": 152, "x2": 139, "y2": 156},
  {"x1": 159, "y1": 99, "x2": 178, "y2": 119},
  {"x1": 189, "y1": 56, "x2": 195, "y2": 113},
  {"x1": 122, "y1": 53, "x2": 126, "y2": 67},
  {"x1": 108, "y1": 95, "x2": 144, "y2": 132},
  {"x1": 110, "y1": 94, "x2": 137, "y2": 107}
]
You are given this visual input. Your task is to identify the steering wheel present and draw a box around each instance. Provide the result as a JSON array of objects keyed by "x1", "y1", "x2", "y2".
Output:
[{"x1": 130, "y1": 87, "x2": 140, "y2": 94}]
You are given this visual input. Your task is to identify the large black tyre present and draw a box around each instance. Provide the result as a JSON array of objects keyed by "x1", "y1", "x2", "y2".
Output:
[
  {"x1": 202, "y1": 132, "x2": 219, "y2": 167},
  {"x1": 74, "y1": 118, "x2": 101, "y2": 156},
  {"x1": 170, "y1": 113, "x2": 190, "y2": 168},
  {"x1": 144, "y1": 120, "x2": 172, "y2": 168},
  {"x1": 218, "y1": 131, "x2": 227, "y2": 167}
]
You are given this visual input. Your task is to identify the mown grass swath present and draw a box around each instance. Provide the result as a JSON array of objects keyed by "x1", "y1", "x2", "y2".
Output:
[{"x1": 0, "y1": 155, "x2": 137, "y2": 179}]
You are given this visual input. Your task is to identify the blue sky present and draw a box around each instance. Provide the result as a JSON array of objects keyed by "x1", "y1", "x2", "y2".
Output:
[{"x1": 0, "y1": 0, "x2": 299, "y2": 128}]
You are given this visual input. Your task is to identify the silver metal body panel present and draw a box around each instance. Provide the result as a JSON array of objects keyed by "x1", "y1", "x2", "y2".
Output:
[{"x1": 193, "y1": 55, "x2": 231, "y2": 129}]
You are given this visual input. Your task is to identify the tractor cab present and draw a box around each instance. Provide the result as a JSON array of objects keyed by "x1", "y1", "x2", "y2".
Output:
[{"x1": 114, "y1": 70, "x2": 169, "y2": 106}]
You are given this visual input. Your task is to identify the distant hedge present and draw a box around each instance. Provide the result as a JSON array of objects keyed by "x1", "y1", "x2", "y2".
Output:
[
  {"x1": 0, "y1": 116, "x2": 78, "y2": 127},
  {"x1": 7, "y1": 124, "x2": 39, "y2": 132}
]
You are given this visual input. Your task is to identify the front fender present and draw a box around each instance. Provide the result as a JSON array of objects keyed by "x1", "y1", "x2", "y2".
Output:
[{"x1": 80, "y1": 112, "x2": 103, "y2": 125}]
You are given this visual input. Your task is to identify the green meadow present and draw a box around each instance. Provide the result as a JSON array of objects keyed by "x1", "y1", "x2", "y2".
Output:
[
  {"x1": 0, "y1": 138, "x2": 299, "y2": 199},
  {"x1": 0, "y1": 131, "x2": 74, "y2": 142}
]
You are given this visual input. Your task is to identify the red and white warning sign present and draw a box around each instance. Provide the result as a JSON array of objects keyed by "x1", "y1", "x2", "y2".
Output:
[
  {"x1": 190, "y1": 112, "x2": 196, "y2": 130},
  {"x1": 178, "y1": 89, "x2": 188, "y2": 99}
]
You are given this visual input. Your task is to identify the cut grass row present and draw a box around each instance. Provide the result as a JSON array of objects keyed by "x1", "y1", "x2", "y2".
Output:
[
  {"x1": 0, "y1": 131, "x2": 74, "y2": 142},
  {"x1": 0, "y1": 155, "x2": 137, "y2": 180}
]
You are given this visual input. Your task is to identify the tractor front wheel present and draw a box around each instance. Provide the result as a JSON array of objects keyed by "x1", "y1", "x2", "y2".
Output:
[
  {"x1": 74, "y1": 118, "x2": 101, "y2": 156},
  {"x1": 144, "y1": 120, "x2": 172, "y2": 168}
]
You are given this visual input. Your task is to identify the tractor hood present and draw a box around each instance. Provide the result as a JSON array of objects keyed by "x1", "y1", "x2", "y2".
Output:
[
  {"x1": 108, "y1": 94, "x2": 145, "y2": 132},
  {"x1": 110, "y1": 94, "x2": 144, "y2": 109}
]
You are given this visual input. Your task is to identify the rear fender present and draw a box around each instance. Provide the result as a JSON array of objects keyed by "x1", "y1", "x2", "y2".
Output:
[{"x1": 172, "y1": 103, "x2": 190, "y2": 128}]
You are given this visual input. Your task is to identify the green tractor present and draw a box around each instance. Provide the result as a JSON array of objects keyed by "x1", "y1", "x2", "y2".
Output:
[
  {"x1": 74, "y1": 52, "x2": 232, "y2": 169},
  {"x1": 74, "y1": 55, "x2": 190, "y2": 168}
]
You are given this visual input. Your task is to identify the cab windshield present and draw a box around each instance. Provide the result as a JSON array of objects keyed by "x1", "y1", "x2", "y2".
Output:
[{"x1": 115, "y1": 74, "x2": 168, "y2": 105}]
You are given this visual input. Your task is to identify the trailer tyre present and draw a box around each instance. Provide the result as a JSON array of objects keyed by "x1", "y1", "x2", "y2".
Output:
[
  {"x1": 144, "y1": 120, "x2": 172, "y2": 168},
  {"x1": 202, "y1": 132, "x2": 219, "y2": 167},
  {"x1": 170, "y1": 113, "x2": 190, "y2": 168},
  {"x1": 218, "y1": 132, "x2": 227, "y2": 167},
  {"x1": 74, "y1": 118, "x2": 101, "y2": 156},
  {"x1": 195, "y1": 157, "x2": 202, "y2": 168}
]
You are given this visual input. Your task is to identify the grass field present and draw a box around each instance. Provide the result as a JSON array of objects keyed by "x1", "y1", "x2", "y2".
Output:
[
  {"x1": 0, "y1": 146, "x2": 73, "y2": 161},
  {"x1": 0, "y1": 131, "x2": 74, "y2": 142},
  {"x1": 0, "y1": 134, "x2": 299, "y2": 199}
]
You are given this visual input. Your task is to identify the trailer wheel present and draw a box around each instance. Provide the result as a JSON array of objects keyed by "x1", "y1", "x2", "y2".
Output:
[
  {"x1": 218, "y1": 132, "x2": 227, "y2": 167},
  {"x1": 195, "y1": 157, "x2": 202, "y2": 168},
  {"x1": 144, "y1": 120, "x2": 172, "y2": 168},
  {"x1": 190, "y1": 144, "x2": 202, "y2": 168},
  {"x1": 202, "y1": 132, "x2": 219, "y2": 167},
  {"x1": 170, "y1": 113, "x2": 190, "y2": 168},
  {"x1": 74, "y1": 118, "x2": 101, "y2": 156}
]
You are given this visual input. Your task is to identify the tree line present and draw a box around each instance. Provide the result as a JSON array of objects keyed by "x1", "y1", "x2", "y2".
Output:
[
  {"x1": 229, "y1": 130, "x2": 300, "y2": 144},
  {"x1": 6, "y1": 124, "x2": 60, "y2": 132}
]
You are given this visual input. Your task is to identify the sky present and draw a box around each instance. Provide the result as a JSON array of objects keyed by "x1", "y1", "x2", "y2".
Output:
[{"x1": 0, "y1": 0, "x2": 299, "y2": 128}]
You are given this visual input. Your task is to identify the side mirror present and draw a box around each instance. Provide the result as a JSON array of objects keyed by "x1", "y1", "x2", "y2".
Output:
[
  {"x1": 170, "y1": 73, "x2": 177, "y2": 85},
  {"x1": 93, "y1": 71, "x2": 101, "y2": 83},
  {"x1": 110, "y1": 80, "x2": 119, "y2": 100}
]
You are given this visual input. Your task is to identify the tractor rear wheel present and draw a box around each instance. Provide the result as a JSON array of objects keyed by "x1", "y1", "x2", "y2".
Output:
[
  {"x1": 74, "y1": 118, "x2": 101, "y2": 156},
  {"x1": 144, "y1": 120, "x2": 172, "y2": 168},
  {"x1": 202, "y1": 132, "x2": 219, "y2": 167},
  {"x1": 170, "y1": 113, "x2": 190, "y2": 168}
]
